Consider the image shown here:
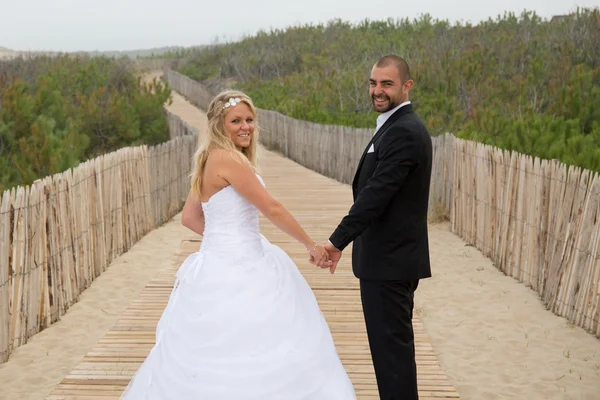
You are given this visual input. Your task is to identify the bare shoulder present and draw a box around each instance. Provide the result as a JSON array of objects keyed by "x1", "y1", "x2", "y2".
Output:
[
  {"x1": 206, "y1": 148, "x2": 242, "y2": 166},
  {"x1": 205, "y1": 150, "x2": 272, "y2": 215},
  {"x1": 202, "y1": 148, "x2": 269, "y2": 212},
  {"x1": 205, "y1": 148, "x2": 252, "y2": 182}
]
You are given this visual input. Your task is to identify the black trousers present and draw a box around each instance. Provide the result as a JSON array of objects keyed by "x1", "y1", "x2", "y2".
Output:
[{"x1": 360, "y1": 279, "x2": 420, "y2": 400}]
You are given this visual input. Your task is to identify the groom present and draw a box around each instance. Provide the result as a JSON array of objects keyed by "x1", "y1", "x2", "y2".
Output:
[{"x1": 323, "y1": 55, "x2": 432, "y2": 400}]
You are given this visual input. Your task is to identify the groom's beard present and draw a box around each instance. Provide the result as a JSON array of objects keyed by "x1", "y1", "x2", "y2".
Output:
[{"x1": 372, "y1": 95, "x2": 399, "y2": 113}]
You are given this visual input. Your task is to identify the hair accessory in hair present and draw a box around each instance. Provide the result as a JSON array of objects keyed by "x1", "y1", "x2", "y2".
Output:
[{"x1": 223, "y1": 97, "x2": 242, "y2": 109}]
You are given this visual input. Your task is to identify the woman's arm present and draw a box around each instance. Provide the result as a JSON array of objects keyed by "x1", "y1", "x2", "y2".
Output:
[
  {"x1": 181, "y1": 192, "x2": 205, "y2": 235},
  {"x1": 213, "y1": 149, "x2": 330, "y2": 265}
]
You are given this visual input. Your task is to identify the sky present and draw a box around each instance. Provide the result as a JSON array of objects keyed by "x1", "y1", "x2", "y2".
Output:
[{"x1": 1, "y1": 0, "x2": 598, "y2": 52}]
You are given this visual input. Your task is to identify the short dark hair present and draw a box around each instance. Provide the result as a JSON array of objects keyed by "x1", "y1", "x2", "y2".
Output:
[{"x1": 375, "y1": 55, "x2": 411, "y2": 82}]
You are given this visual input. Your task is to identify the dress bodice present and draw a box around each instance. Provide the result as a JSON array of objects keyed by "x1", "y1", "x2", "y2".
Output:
[{"x1": 199, "y1": 175, "x2": 265, "y2": 258}]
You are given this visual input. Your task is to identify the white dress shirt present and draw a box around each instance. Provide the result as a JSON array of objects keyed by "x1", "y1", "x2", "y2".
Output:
[{"x1": 374, "y1": 101, "x2": 411, "y2": 135}]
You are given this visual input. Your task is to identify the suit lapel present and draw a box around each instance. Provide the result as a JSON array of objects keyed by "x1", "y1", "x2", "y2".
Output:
[{"x1": 352, "y1": 104, "x2": 414, "y2": 188}]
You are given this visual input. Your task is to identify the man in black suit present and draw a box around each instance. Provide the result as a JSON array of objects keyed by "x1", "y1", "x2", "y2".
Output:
[{"x1": 323, "y1": 55, "x2": 432, "y2": 400}]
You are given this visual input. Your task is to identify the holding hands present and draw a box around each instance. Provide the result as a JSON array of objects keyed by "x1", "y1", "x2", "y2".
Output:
[
  {"x1": 308, "y1": 241, "x2": 342, "y2": 274},
  {"x1": 306, "y1": 242, "x2": 331, "y2": 268}
]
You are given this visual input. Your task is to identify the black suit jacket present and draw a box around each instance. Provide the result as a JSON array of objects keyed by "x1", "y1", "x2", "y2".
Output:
[{"x1": 329, "y1": 104, "x2": 432, "y2": 281}]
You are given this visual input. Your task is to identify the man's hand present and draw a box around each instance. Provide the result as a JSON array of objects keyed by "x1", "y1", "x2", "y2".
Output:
[
  {"x1": 309, "y1": 241, "x2": 342, "y2": 274},
  {"x1": 324, "y1": 242, "x2": 342, "y2": 274}
]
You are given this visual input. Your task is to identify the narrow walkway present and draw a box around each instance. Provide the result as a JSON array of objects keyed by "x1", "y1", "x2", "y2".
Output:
[{"x1": 44, "y1": 90, "x2": 459, "y2": 399}]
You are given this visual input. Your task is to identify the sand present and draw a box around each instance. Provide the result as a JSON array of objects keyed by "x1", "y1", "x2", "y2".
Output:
[
  {"x1": 0, "y1": 87, "x2": 599, "y2": 400},
  {"x1": 417, "y1": 223, "x2": 600, "y2": 400}
]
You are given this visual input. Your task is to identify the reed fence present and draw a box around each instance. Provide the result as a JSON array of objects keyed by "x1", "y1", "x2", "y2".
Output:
[{"x1": 0, "y1": 111, "x2": 197, "y2": 364}]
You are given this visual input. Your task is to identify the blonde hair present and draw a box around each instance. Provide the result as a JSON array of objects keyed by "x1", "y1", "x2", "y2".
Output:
[{"x1": 190, "y1": 90, "x2": 260, "y2": 199}]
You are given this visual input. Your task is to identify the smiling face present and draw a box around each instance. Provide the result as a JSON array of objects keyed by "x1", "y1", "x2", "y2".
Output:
[
  {"x1": 223, "y1": 102, "x2": 255, "y2": 149},
  {"x1": 369, "y1": 64, "x2": 413, "y2": 113}
]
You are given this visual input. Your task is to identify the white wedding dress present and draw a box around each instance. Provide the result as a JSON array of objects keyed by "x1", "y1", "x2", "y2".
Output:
[{"x1": 120, "y1": 175, "x2": 357, "y2": 399}]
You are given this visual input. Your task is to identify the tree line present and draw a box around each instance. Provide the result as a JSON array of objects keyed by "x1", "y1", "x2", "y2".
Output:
[
  {"x1": 0, "y1": 55, "x2": 172, "y2": 192},
  {"x1": 174, "y1": 8, "x2": 600, "y2": 171}
]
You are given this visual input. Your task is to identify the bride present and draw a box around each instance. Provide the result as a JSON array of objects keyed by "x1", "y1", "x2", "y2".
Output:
[{"x1": 120, "y1": 90, "x2": 357, "y2": 399}]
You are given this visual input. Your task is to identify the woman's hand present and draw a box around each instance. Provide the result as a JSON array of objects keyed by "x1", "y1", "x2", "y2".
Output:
[{"x1": 307, "y1": 242, "x2": 332, "y2": 268}]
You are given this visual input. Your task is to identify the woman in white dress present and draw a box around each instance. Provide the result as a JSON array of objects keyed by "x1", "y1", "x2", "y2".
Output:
[{"x1": 120, "y1": 90, "x2": 357, "y2": 399}]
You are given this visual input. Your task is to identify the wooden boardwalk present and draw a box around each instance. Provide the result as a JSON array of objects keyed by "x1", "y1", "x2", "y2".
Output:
[{"x1": 45, "y1": 150, "x2": 459, "y2": 400}]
